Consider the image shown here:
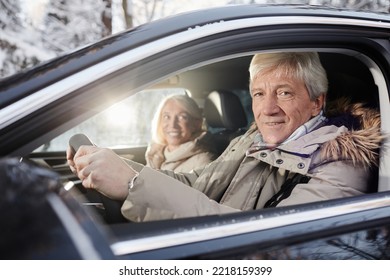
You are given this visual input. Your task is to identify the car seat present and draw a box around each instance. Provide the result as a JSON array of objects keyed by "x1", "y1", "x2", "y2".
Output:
[{"x1": 204, "y1": 90, "x2": 248, "y2": 155}]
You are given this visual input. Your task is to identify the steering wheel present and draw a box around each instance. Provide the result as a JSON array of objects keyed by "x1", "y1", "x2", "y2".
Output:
[{"x1": 69, "y1": 134, "x2": 128, "y2": 223}]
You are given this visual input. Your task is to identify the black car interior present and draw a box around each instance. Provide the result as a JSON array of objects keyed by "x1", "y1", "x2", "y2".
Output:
[
  {"x1": 204, "y1": 90, "x2": 248, "y2": 155},
  {"x1": 320, "y1": 53, "x2": 379, "y2": 108}
]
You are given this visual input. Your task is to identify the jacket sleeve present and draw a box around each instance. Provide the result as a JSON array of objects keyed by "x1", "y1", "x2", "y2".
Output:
[
  {"x1": 277, "y1": 160, "x2": 370, "y2": 207},
  {"x1": 121, "y1": 167, "x2": 239, "y2": 222},
  {"x1": 120, "y1": 130, "x2": 252, "y2": 222},
  {"x1": 123, "y1": 157, "x2": 202, "y2": 186}
]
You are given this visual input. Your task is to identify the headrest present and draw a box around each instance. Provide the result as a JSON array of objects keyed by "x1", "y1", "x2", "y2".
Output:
[
  {"x1": 326, "y1": 72, "x2": 378, "y2": 109},
  {"x1": 320, "y1": 53, "x2": 378, "y2": 108},
  {"x1": 204, "y1": 90, "x2": 247, "y2": 130}
]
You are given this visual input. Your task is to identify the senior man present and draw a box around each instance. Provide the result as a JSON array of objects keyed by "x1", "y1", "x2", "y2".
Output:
[{"x1": 68, "y1": 52, "x2": 382, "y2": 222}]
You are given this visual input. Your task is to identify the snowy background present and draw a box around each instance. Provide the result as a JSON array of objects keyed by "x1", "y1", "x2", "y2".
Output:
[
  {"x1": 1, "y1": 0, "x2": 389, "y2": 79},
  {"x1": 0, "y1": 0, "x2": 229, "y2": 79}
]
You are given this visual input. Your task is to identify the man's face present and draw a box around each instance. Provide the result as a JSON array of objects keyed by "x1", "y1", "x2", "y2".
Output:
[{"x1": 251, "y1": 72, "x2": 324, "y2": 145}]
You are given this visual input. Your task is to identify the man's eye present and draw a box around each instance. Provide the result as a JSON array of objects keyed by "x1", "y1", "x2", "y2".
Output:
[
  {"x1": 278, "y1": 91, "x2": 292, "y2": 98},
  {"x1": 162, "y1": 115, "x2": 170, "y2": 120},
  {"x1": 252, "y1": 92, "x2": 263, "y2": 97}
]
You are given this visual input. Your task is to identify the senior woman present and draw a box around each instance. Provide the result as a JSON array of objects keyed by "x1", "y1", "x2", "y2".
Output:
[
  {"x1": 68, "y1": 52, "x2": 383, "y2": 222},
  {"x1": 145, "y1": 94, "x2": 216, "y2": 172}
]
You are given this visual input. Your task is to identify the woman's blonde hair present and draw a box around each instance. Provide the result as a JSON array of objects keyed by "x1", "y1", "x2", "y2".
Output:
[
  {"x1": 151, "y1": 94, "x2": 204, "y2": 145},
  {"x1": 249, "y1": 52, "x2": 328, "y2": 100}
]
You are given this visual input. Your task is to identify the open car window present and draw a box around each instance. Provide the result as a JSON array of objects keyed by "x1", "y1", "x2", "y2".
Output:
[{"x1": 34, "y1": 89, "x2": 187, "y2": 152}]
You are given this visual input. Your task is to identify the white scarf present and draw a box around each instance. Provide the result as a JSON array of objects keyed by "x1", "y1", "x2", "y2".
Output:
[{"x1": 250, "y1": 110, "x2": 327, "y2": 151}]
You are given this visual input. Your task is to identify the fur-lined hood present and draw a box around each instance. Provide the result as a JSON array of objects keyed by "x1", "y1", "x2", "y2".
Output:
[{"x1": 321, "y1": 99, "x2": 384, "y2": 168}]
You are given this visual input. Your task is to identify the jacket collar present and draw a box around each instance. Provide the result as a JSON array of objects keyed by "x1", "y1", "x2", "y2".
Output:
[{"x1": 248, "y1": 110, "x2": 327, "y2": 153}]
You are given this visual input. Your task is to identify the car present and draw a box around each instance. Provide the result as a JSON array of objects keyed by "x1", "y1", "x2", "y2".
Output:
[{"x1": 1, "y1": 4, "x2": 390, "y2": 260}]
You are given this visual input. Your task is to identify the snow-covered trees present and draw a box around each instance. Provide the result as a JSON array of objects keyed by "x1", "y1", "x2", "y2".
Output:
[
  {"x1": 0, "y1": 0, "x2": 112, "y2": 78},
  {"x1": 0, "y1": 0, "x2": 53, "y2": 77},
  {"x1": 1, "y1": 0, "x2": 389, "y2": 79}
]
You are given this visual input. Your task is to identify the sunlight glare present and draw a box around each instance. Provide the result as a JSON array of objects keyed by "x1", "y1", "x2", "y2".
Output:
[{"x1": 104, "y1": 103, "x2": 134, "y2": 127}]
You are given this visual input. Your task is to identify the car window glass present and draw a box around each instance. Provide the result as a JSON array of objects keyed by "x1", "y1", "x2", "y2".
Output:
[
  {"x1": 34, "y1": 89, "x2": 186, "y2": 152},
  {"x1": 225, "y1": 224, "x2": 390, "y2": 260}
]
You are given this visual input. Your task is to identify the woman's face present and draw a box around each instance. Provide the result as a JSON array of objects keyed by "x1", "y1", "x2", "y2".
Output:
[
  {"x1": 161, "y1": 100, "x2": 201, "y2": 151},
  {"x1": 251, "y1": 72, "x2": 324, "y2": 145}
]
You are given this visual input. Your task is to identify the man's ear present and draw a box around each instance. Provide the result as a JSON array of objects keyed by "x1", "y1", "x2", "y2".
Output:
[{"x1": 312, "y1": 94, "x2": 325, "y2": 116}]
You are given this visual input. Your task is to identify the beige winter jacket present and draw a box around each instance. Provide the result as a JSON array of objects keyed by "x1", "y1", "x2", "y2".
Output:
[
  {"x1": 145, "y1": 132, "x2": 215, "y2": 172},
  {"x1": 122, "y1": 102, "x2": 383, "y2": 222}
]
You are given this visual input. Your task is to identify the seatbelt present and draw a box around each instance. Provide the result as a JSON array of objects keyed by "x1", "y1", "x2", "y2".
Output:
[{"x1": 264, "y1": 173, "x2": 310, "y2": 208}]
